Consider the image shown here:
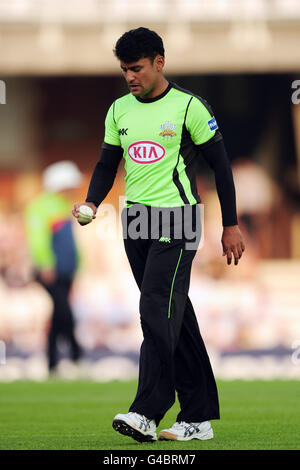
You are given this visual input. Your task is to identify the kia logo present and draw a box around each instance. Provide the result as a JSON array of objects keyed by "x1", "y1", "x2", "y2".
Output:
[{"x1": 128, "y1": 141, "x2": 166, "y2": 164}]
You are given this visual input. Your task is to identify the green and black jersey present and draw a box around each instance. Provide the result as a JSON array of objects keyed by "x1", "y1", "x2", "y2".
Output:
[
  {"x1": 86, "y1": 81, "x2": 237, "y2": 225},
  {"x1": 104, "y1": 82, "x2": 222, "y2": 208}
]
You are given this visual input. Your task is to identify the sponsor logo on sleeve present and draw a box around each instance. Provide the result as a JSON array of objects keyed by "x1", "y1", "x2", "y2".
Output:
[
  {"x1": 128, "y1": 141, "x2": 166, "y2": 164},
  {"x1": 208, "y1": 116, "x2": 218, "y2": 132}
]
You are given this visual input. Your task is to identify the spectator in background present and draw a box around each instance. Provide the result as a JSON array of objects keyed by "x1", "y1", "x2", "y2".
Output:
[{"x1": 25, "y1": 161, "x2": 83, "y2": 373}]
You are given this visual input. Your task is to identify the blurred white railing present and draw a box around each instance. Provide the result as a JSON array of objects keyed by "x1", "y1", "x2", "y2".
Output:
[{"x1": 0, "y1": 0, "x2": 300, "y2": 24}]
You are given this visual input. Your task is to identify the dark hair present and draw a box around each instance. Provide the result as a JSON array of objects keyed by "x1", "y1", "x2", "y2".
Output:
[{"x1": 114, "y1": 27, "x2": 164, "y2": 63}]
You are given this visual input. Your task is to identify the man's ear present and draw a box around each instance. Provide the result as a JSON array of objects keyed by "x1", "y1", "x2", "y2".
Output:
[{"x1": 155, "y1": 55, "x2": 165, "y2": 72}]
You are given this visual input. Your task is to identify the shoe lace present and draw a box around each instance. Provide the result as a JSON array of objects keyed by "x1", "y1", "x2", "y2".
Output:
[
  {"x1": 130, "y1": 412, "x2": 153, "y2": 431},
  {"x1": 176, "y1": 421, "x2": 200, "y2": 437}
]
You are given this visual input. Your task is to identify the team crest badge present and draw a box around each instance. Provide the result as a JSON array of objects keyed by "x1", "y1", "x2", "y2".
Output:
[{"x1": 159, "y1": 121, "x2": 177, "y2": 138}]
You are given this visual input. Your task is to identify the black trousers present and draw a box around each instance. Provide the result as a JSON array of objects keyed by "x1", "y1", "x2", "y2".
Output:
[
  {"x1": 38, "y1": 276, "x2": 82, "y2": 371},
  {"x1": 122, "y1": 204, "x2": 220, "y2": 426}
]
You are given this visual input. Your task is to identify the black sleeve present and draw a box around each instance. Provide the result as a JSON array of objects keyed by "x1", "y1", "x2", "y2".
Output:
[
  {"x1": 85, "y1": 142, "x2": 123, "y2": 207},
  {"x1": 197, "y1": 138, "x2": 238, "y2": 227}
]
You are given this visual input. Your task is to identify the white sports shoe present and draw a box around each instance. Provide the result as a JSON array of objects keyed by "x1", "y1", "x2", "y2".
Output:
[
  {"x1": 112, "y1": 412, "x2": 157, "y2": 443},
  {"x1": 158, "y1": 420, "x2": 213, "y2": 441}
]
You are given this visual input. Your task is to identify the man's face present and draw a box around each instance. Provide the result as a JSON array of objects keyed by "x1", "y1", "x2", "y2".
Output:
[{"x1": 120, "y1": 56, "x2": 164, "y2": 98}]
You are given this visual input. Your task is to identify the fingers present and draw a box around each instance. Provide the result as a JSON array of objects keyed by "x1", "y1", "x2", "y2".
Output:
[
  {"x1": 223, "y1": 247, "x2": 232, "y2": 265},
  {"x1": 72, "y1": 203, "x2": 87, "y2": 226},
  {"x1": 232, "y1": 246, "x2": 240, "y2": 265},
  {"x1": 223, "y1": 243, "x2": 245, "y2": 266},
  {"x1": 222, "y1": 226, "x2": 246, "y2": 266},
  {"x1": 72, "y1": 203, "x2": 80, "y2": 218},
  {"x1": 237, "y1": 241, "x2": 245, "y2": 259}
]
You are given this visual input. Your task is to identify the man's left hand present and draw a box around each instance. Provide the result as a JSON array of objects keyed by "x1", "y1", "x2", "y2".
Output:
[{"x1": 221, "y1": 225, "x2": 245, "y2": 266}]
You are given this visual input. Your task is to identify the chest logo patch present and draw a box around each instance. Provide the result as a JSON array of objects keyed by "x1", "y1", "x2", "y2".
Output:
[
  {"x1": 159, "y1": 121, "x2": 177, "y2": 138},
  {"x1": 128, "y1": 141, "x2": 166, "y2": 164}
]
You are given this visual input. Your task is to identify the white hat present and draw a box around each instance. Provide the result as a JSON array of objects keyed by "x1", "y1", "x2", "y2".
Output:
[{"x1": 42, "y1": 160, "x2": 83, "y2": 192}]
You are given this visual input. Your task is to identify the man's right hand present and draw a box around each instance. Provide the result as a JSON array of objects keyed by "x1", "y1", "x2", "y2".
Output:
[{"x1": 72, "y1": 202, "x2": 97, "y2": 225}]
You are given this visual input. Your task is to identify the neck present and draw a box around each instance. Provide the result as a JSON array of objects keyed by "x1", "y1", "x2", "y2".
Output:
[{"x1": 143, "y1": 76, "x2": 169, "y2": 99}]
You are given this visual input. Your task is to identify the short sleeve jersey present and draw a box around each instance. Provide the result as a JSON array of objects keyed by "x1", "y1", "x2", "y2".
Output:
[{"x1": 104, "y1": 82, "x2": 222, "y2": 207}]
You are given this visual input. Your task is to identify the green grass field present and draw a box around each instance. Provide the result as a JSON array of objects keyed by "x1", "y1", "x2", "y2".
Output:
[{"x1": 0, "y1": 379, "x2": 299, "y2": 450}]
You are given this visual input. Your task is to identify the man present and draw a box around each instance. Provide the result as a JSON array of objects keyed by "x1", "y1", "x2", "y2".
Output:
[
  {"x1": 73, "y1": 27, "x2": 245, "y2": 442},
  {"x1": 26, "y1": 161, "x2": 83, "y2": 373}
]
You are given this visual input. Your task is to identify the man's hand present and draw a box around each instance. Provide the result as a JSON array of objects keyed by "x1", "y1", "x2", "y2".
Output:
[
  {"x1": 72, "y1": 202, "x2": 97, "y2": 225},
  {"x1": 221, "y1": 225, "x2": 245, "y2": 266}
]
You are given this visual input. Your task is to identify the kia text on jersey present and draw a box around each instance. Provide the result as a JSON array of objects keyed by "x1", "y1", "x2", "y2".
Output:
[{"x1": 128, "y1": 141, "x2": 166, "y2": 164}]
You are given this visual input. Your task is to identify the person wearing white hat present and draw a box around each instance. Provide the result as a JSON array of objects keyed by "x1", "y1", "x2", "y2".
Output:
[{"x1": 25, "y1": 161, "x2": 83, "y2": 373}]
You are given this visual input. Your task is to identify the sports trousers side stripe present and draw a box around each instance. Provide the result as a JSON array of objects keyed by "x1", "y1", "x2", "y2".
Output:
[
  {"x1": 168, "y1": 248, "x2": 183, "y2": 319},
  {"x1": 122, "y1": 204, "x2": 220, "y2": 426}
]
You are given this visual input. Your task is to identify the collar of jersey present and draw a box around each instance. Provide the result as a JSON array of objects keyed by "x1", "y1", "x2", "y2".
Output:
[{"x1": 135, "y1": 82, "x2": 173, "y2": 103}]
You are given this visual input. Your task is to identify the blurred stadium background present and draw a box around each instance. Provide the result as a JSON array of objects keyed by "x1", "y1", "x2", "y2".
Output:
[{"x1": 0, "y1": 0, "x2": 299, "y2": 382}]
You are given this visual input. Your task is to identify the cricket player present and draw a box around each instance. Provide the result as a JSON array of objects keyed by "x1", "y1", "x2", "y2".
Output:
[
  {"x1": 26, "y1": 161, "x2": 83, "y2": 373},
  {"x1": 73, "y1": 27, "x2": 245, "y2": 442}
]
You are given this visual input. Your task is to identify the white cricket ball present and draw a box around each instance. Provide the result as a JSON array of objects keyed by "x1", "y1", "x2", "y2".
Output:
[
  {"x1": 79, "y1": 205, "x2": 94, "y2": 217},
  {"x1": 77, "y1": 205, "x2": 94, "y2": 224}
]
